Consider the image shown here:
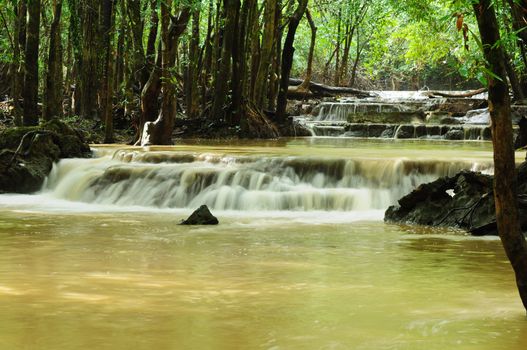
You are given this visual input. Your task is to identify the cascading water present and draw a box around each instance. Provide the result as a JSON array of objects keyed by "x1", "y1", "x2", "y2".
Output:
[
  {"x1": 42, "y1": 148, "x2": 493, "y2": 212},
  {"x1": 299, "y1": 91, "x2": 495, "y2": 140}
]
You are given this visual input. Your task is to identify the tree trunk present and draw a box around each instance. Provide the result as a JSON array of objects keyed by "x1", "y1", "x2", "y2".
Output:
[
  {"x1": 474, "y1": 0, "x2": 527, "y2": 313},
  {"x1": 211, "y1": 0, "x2": 237, "y2": 120},
  {"x1": 141, "y1": 5, "x2": 191, "y2": 145},
  {"x1": 79, "y1": 0, "x2": 100, "y2": 120},
  {"x1": 23, "y1": 0, "x2": 41, "y2": 126},
  {"x1": 296, "y1": 8, "x2": 317, "y2": 93},
  {"x1": 253, "y1": 0, "x2": 277, "y2": 109},
  {"x1": 11, "y1": 0, "x2": 26, "y2": 126},
  {"x1": 267, "y1": 0, "x2": 282, "y2": 111},
  {"x1": 44, "y1": 0, "x2": 64, "y2": 121},
  {"x1": 275, "y1": 0, "x2": 308, "y2": 123},
  {"x1": 127, "y1": 0, "x2": 148, "y2": 90},
  {"x1": 101, "y1": 0, "x2": 115, "y2": 143},
  {"x1": 230, "y1": 0, "x2": 249, "y2": 126},
  {"x1": 187, "y1": 8, "x2": 200, "y2": 119}
]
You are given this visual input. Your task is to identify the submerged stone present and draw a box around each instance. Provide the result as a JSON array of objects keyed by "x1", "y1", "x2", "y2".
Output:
[{"x1": 180, "y1": 205, "x2": 219, "y2": 225}]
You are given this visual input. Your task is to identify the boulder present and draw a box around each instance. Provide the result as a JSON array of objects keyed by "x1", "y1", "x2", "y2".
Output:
[
  {"x1": 180, "y1": 205, "x2": 219, "y2": 225},
  {"x1": 0, "y1": 120, "x2": 91, "y2": 193},
  {"x1": 385, "y1": 164, "x2": 527, "y2": 236}
]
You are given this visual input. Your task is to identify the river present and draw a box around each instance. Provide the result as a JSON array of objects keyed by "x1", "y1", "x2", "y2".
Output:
[{"x1": 1, "y1": 138, "x2": 526, "y2": 349}]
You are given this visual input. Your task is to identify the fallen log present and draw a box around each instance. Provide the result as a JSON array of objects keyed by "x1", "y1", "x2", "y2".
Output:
[
  {"x1": 424, "y1": 88, "x2": 487, "y2": 98},
  {"x1": 288, "y1": 78, "x2": 375, "y2": 99}
]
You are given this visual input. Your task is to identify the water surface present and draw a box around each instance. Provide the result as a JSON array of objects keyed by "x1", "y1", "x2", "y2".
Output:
[{"x1": 1, "y1": 139, "x2": 526, "y2": 349}]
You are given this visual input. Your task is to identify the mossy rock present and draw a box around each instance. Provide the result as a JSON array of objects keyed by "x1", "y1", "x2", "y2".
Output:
[{"x1": 0, "y1": 120, "x2": 91, "y2": 193}]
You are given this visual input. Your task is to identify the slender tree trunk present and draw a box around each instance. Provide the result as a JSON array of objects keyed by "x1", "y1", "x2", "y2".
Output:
[
  {"x1": 267, "y1": 0, "x2": 282, "y2": 111},
  {"x1": 334, "y1": 9, "x2": 341, "y2": 86},
  {"x1": 211, "y1": 0, "x2": 237, "y2": 120},
  {"x1": 474, "y1": 0, "x2": 527, "y2": 313},
  {"x1": 275, "y1": 0, "x2": 308, "y2": 123},
  {"x1": 187, "y1": 8, "x2": 200, "y2": 119},
  {"x1": 253, "y1": 0, "x2": 277, "y2": 109},
  {"x1": 248, "y1": 0, "x2": 260, "y2": 100},
  {"x1": 44, "y1": 0, "x2": 64, "y2": 121},
  {"x1": 128, "y1": 0, "x2": 148, "y2": 90},
  {"x1": 79, "y1": 0, "x2": 100, "y2": 120},
  {"x1": 11, "y1": 0, "x2": 26, "y2": 126},
  {"x1": 23, "y1": 0, "x2": 41, "y2": 126},
  {"x1": 297, "y1": 8, "x2": 316, "y2": 92},
  {"x1": 230, "y1": 0, "x2": 248, "y2": 125},
  {"x1": 146, "y1": 0, "x2": 159, "y2": 69},
  {"x1": 101, "y1": 0, "x2": 115, "y2": 143}
]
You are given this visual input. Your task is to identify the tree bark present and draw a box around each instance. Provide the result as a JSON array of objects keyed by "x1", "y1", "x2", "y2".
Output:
[
  {"x1": 253, "y1": 0, "x2": 277, "y2": 109},
  {"x1": 79, "y1": 0, "x2": 100, "y2": 120},
  {"x1": 101, "y1": 0, "x2": 115, "y2": 143},
  {"x1": 275, "y1": 0, "x2": 308, "y2": 123},
  {"x1": 141, "y1": 5, "x2": 191, "y2": 145},
  {"x1": 474, "y1": 0, "x2": 527, "y2": 313},
  {"x1": 211, "y1": 0, "x2": 237, "y2": 120},
  {"x1": 23, "y1": 0, "x2": 41, "y2": 126},
  {"x1": 44, "y1": 0, "x2": 64, "y2": 121},
  {"x1": 296, "y1": 8, "x2": 317, "y2": 92},
  {"x1": 11, "y1": 0, "x2": 26, "y2": 126}
]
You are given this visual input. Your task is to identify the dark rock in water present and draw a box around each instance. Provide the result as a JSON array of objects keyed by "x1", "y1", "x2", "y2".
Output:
[
  {"x1": 385, "y1": 164, "x2": 527, "y2": 236},
  {"x1": 440, "y1": 117, "x2": 462, "y2": 125},
  {"x1": 444, "y1": 128, "x2": 464, "y2": 140},
  {"x1": 0, "y1": 120, "x2": 91, "y2": 194},
  {"x1": 180, "y1": 205, "x2": 219, "y2": 225},
  {"x1": 395, "y1": 125, "x2": 415, "y2": 139}
]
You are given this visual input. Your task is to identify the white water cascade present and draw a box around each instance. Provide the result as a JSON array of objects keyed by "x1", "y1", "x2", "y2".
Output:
[{"x1": 42, "y1": 149, "x2": 493, "y2": 212}]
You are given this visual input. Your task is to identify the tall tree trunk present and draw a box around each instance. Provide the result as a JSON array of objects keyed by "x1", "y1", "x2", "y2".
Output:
[
  {"x1": 127, "y1": 0, "x2": 148, "y2": 90},
  {"x1": 474, "y1": 0, "x2": 527, "y2": 313},
  {"x1": 101, "y1": 0, "x2": 115, "y2": 143},
  {"x1": 211, "y1": 0, "x2": 237, "y2": 120},
  {"x1": 79, "y1": 0, "x2": 100, "y2": 120},
  {"x1": 253, "y1": 0, "x2": 277, "y2": 109},
  {"x1": 275, "y1": 0, "x2": 308, "y2": 123},
  {"x1": 267, "y1": 0, "x2": 282, "y2": 111},
  {"x1": 247, "y1": 0, "x2": 260, "y2": 100},
  {"x1": 334, "y1": 9, "x2": 341, "y2": 86},
  {"x1": 230, "y1": 0, "x2": 248, "y2": 126},
  {"x1": 297, "y1": 8, "x2": 316, "y2": 92},
  {"x1": 187, "y1": 8, "x2": 200, "y2": 119},
  {"x1": 23, "y1": 0, "x2": 41, "y2": 126},
  {"x1": 141, "y1": 5, "x2": 191, "y2": 145},
  {"x1": 146, "y1": 0, "x2": 159, "y2": 69},
  {"x1": 11, "y1": 0, "x2": 26, "y2": 126},
  {"x1": 44, "y1": 0, "x2": 64, "y2": 121}
]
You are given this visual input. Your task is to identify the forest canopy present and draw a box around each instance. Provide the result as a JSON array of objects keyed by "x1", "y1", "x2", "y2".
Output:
[{"x1": 0, "y1": 0, "x2": 526, "y2": 143}]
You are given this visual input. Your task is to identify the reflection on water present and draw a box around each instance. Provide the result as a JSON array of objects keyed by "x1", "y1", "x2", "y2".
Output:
[{"x1": 0, "y1": 211, "x2": 526, "y2": 350}]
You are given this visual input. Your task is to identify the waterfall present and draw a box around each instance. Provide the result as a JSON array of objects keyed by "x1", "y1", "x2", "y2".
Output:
[{"x1": 43, "y1": 150, "x2": 493, "y2": 212}]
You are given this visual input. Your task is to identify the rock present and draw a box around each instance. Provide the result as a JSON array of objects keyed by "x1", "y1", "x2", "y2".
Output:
[
  {"x1": 0, "y1": 120, "x2": 91, "y2": 193},
  {"x1": 385, "y1": 164, "x2": 527, "y2": 236},
  {"x1": 394, "y1": 125, "x2": 415, "y2": 139},
  {"x1": 444, "y1": 128, "x2": 464, "y2": 140},
  {"x1": 180, "y1": 205, "x2": 219, "y2": 225}
]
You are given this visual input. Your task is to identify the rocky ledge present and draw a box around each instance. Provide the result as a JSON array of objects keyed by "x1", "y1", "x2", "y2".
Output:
[
  {"x1": 385, "y1": 162, "x2": 527, "y2": 236},
  {"x1": 0, "y1": 120, "x2": 91, "y2": 193}
]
